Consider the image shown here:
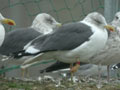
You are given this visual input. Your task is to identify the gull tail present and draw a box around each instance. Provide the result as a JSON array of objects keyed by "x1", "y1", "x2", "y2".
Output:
[
  {"x1": 111, "y1": 63, "x2": 120, "y2": 70},
  {"x1": 12, "y1": 50, "x2": 37, "y2": 58}
]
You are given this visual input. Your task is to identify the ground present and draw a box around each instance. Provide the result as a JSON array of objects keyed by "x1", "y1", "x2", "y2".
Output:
[{"x1": 0, "y1": 76, "x2": 120, "y2": 90}]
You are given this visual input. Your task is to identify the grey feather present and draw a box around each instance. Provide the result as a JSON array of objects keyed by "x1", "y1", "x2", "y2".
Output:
[
  {"x1": 28, "y1": 22, "x2": 93, "y2": 53},
  {"x1": 0, "y1": 28, "x2": 41, "y2": 55}
]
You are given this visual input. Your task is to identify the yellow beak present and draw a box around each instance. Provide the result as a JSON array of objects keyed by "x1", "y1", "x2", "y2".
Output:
[
  {"x1": 57, "y1": 23, "x2": 62, "y2": 27},
  {"x1": 104, "y1": 25, "x2": 115, "y2": 32},
  {"x1": 1, "y1": 18, "x2": 16, "y2": 26}
]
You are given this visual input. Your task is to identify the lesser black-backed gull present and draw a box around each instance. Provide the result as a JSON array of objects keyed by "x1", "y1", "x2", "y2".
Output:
[
  {"x1": 0, "y1": 13, "x2": 61, "y2": 56},
  {"x1": 79, "y1": 11, "x2": 120, "y2": 81},
  {"x1": 67, "y1": 12, "x2": 120, "y2": 81},
  {"x1": 0, "y1": 13, "x2": 61, "y2": 77},
  {"x1": 66, "y1": 11, "x2": 120, "y2": 81},
  {"x1": 13, "y1": 12, "x2": 114, "y2": 77}
]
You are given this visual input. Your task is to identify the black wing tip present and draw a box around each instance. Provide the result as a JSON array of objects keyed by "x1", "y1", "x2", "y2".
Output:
[
  {"x1": 39, "y1": 62, "x2": 87, "y2": 73},
  {"x1": 111, "y1": 64, "x2": 119, "y2": 70},
  {"x1": 12, "y1": 50, "x2": 27, "y2": 58}
]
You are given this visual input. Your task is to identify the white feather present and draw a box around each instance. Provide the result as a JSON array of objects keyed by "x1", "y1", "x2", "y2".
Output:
[
  {"x1": 25, "y1": 46, "x2": 40, "y2": 54},
  {"x1": 0, "y1": 24, "x2": 5, "y2": 46}
]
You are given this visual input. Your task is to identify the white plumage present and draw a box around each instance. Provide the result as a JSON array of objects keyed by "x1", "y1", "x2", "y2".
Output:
[
  {"x1": 31, "y1": 13, "x2": 61, "y2": 34},
  {"x1": 0, "y1": 13, "x2": 61, "y2": 57},
  {"x1": 57, "y1": 21, "x2": 108, "y2": 63},
  {"x1": 0, "y1": 13, "x2": 15, "y2": 47},
  {"x1": 0, "y1": 24, "x2": 5, "y2": 46}
]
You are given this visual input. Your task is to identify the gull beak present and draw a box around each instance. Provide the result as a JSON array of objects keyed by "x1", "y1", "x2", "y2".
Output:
[
  {"x1": 57, "y1": 23, "x2": 62, "y2": 27},
  {"x1": 1, "y1": 18, "x2": 16, "y2": 25},
  {"x1": 104, "y1": 25, "x2": 115, "y2": 32}
]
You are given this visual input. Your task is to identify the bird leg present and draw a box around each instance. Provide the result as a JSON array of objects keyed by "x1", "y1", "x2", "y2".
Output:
[
  {"x1": 98, "y1": 64, "x2": 101, "y2": 81},
  {"x1": 21, "y1": 61, "x2": 39, "y2": 79},
  {"x1": 70, "y1": 63, "x2": 74, "y2": 82},
  {"x1": 97, "y1": 63, "x2": 103, "y2": 88},
  {"x1": 70, "y1": 62, "x2": 80, "y2": 82},
  {"x1": 70, "y1": 62, "x2": 80, "y2": 73},
  {"x1": 21, "y1": 68, "x2": 30, "y2": 78},
  {"x1": 26, "y1": 68, "x2": 30, "y2": 78},
  {"x1": 107, "y1": 65, "x2": 110, "y2": 82},
  {"x1": 0, "y1": 65, "x2": 5, "y2": 78},
  {"x1": 21, "y1": 68, "x2": 25, "y2": 78}
]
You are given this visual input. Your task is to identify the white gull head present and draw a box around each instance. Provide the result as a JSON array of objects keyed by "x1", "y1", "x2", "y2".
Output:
[
  {"x1": 83, "y1": 12, "x2": 108, "y2": 30},
  {"x1": 111, "y1": 12, "x2": 120, "y2": 27},
  {"x1": 31, "y1": 13, "x2": 61, "y2": 34},
  {"x1": 0, "y1": 13, "x2": 5, "y2": 21}
]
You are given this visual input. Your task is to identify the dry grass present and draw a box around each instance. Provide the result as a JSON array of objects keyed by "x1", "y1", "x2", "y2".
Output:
[{"x1": 0, "y1": 76, "x2": 120, "y2": 90}]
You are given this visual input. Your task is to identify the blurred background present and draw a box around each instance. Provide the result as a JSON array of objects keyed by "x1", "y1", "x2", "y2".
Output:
[
  {"x1": 0, "y1": 0, "x2": 120, "y2": 78},
  {"x1": 0, "y1": 0, "x2": 119, "y2": 30}
]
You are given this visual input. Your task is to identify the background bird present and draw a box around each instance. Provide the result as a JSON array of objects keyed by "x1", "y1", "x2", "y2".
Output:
[
  {"x1": 0, "y1": 13, "x2": 16, "y2": 77},
  {"x1": 0, "y1": 13, "x2": 61, "y2": 77},
  {"x1": 0, "y1": 13, "x2": 15, "y2": 47},
  {"x1": 0, "y1": 13, "x2": 61, "y2": 56},
  {"x1": 108, "y1": 12, "x2": 120, "y2": 70}
]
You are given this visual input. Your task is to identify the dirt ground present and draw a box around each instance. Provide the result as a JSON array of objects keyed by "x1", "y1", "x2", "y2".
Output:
[{"x1": 0, "y1": 76, "x2": 120, "y2": 90}]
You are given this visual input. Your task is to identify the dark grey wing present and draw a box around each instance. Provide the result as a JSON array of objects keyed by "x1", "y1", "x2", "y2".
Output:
[
  {"x1": 29, "y1": 34, "x2": 50, "y2": 48},
  {"x1": 29, "y1": 22, "x2": 93, "y2": 53},
  {"x1": 0, "y1": 28, "x2": 41, "y2": 55}
]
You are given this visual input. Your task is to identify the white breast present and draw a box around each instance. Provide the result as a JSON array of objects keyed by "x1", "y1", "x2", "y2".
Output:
[
  {"x1": 90, "y1": 31, "x2": 120, "y2": 65},
  {"x1": 0, "y1": 24, "x2": 5, "y2": 46},
  {"x1": 56, "y1": 22, "x2": 108, "y2": 63}
]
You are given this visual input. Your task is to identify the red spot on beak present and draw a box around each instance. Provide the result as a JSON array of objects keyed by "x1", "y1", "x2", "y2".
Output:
[{"x1": 8, "y1": 22, "x2": 14, "y2": 25}]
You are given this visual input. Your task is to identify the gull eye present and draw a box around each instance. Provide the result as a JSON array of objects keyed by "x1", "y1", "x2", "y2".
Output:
[
  {"x1": 93, "y1": 18, "x2": 101, "y2": 24},
  {"x1": 46, "y1": 18, "x2": 53, "y2": 24}
]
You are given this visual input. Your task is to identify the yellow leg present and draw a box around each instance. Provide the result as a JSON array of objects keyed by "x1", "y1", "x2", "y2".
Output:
[
  {"x1": 70, "y1": 62, "x2": 80, "y2": 73},
  {"x1": 96, "y1": 64, "x2": 103, "y2": 88},
  {"x1": 107, "y1": 65, "x2": 110, "y2": 82},
  {"x1": 21, "y1": 68, "x2": 25, "y2": 78},
  {"x1": 70, "y1": 63, "x2": 73, "y2": 82},
  {"x1": 21, "y1": 68, "x2": 30, "y2": 78},
  {"x1": 26, "y1": 68, "x2": 30, "y2": 78}
]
